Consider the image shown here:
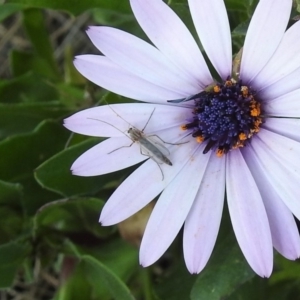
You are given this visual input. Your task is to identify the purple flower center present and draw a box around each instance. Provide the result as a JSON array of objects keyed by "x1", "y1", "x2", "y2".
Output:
[{"x1": 182, "y1": 79, "x2": 263, "y2": 156}]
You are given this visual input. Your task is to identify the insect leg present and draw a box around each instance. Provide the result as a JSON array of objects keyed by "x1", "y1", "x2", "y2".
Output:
[
  {"x1": 141, "y1": 108, "x2": 156, "y2": 132},
  {"x1": 139, "y1": 144, "x2": 164, "y2": 181},
  {"x1": 146, "y1": 134, "x2": 188, "y2": 146},
  {"x1": 108, "y1": 142, "x2": 134, "y2": 154}
]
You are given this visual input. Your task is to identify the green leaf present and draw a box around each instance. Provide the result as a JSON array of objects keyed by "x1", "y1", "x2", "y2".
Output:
[
  {"x1": 22, "y1": 8, "x2": 60, "y2": 79},
  {"x1": 54, "y1": 83, "x2": 86, "y2": 110},
  {"x1": 271, "y1": 255, "x2": 300, "y2": 284},
  {"x1": 61, "y1": 239, "x2": 138, "y2": 300},
  {"x1": 0, "y1": 3, "x2": 24, "y2": 21},
  {"x1": 0, "y1": 120, "x2": 70, "y2": 214},
  {"x1": 227, "y1": 277, "x2": 267, "y2": 300},
  {"x1": 92, "y1": 8, "x2": 135, "y2": 27},
  {"x1": 55, "y1": 260, "x2": 93, "y2": 300},
  {"x1": 190, "y1": 232, "x2": 255, "y2": 300},
  {"x1": 35, "y1": 138, "x2": 133, "y2": 197},
  {"x1": 0, "y1": 207, "x2": 24, "y2": 244},
  {"x1": 81, "y1": 239, "x2": 139, "y2": 282},
  {"x1": 82, "y1": 255, "x2": 135, "y2": 300},
  {"x1": 0, "y1": 120, "x2": 69, "y2": 181},
  {"x1": 0, "y1": 240, "x2": 31, "y2": 288},
  {"x1": 62, "y1": 238, "x2": 139, "y2": 297},
  {"x1": 155, "y1": 260, "x2": 197, "y2": 300},
  {"x1": 34, "y1": 198, "x2": 105, "y2": 237},
  {"x1": 0, "y1": 179, "x2": 22, "y2": 206},
  {"x1": 0, "y1": 102, "x2": 69, "y2": 140},
  {"x1": 11, "y1": 50, "x2": 60, "y2": 80},
  {"x1": 63, "y1": 46, "x2": 86, "y2": 86},
  {"x1": 0, "y1": 182, "x2": 24, "y2": 243},
  {"x1": 0, "y1": 72, "x2": 58, "y2": 103},
  {"x1": 6, "y1": 0, "x2": 131, "y2": 16}
]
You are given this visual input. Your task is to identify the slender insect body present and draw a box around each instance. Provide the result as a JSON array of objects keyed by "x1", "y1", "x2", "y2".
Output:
[
  {"x1": 132, "y1": 130, "x2": 173, "y2": 166},
  {"x1": 87, "y1": 105, "x2": 180, "y2": 179}
]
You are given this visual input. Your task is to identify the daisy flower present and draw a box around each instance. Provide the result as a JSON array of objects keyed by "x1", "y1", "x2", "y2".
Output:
[{"x1": 63, "y1": 0, "x2": 300, "y2": 277}]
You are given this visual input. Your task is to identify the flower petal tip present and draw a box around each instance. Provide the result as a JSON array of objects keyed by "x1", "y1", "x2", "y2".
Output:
[
  {"x1": 139, "y1": 256, "x2": 151, "y2": 268},
  {"x1": 139, "y1": 261, "x2": 147, "y2": 268},
  {"x1": 86, "y1": 26, "x2": 94, "y2": 33},
  {"x1": 87, "y1": 25, "x2": 98, "y2": 32},
  {"x1": 99, "y1": 215, "x2": 113, "y2": 227},
  {"x1": 70, "y1": 169, "x2": 78, "y2": 176},
  {"x1": 186, "y1": 266, "x2": 200, "y2": 275},
  {"x1": 256, "y1": 266, "x2": 272, "y2": 278}
]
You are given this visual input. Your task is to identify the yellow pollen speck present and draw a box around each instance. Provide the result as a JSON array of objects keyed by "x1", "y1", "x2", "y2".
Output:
[
  {"x1": 241, "y1": 86, "x2": 249, "y2": 97},
  {"x1": 216, "y1": 149, "x2": 225, "y2": 157},
  {"x1": 253, "y1": 126, "x2": 260, "y2": 133},
  {"x1": 251, "y1": 106, "x2": 261, "y2": 116},
  {"x1": 254, "y1": 119, "x2": 262, "y2": 128},
  {"x1": 181, "y1": 124, "x2": 187, "y2": 130},
  {"x1": 239, "y1": 133, "x2": 247, "y2": 140},
  {"x1": 225, "y1": 80, "x2": 232, "y2": 87},
  {"x1": 196, "y1": 136, "x2": 204, "y2": 143},
  {"x1": 213, "y1": 85, "x2": 221, "y2": 93},
  {"x1": 249, "y1": 100, "x2": 261, "y2": 117},
  {"x1": 233, "y1": 141, "x2": 244, "y2": 149}
]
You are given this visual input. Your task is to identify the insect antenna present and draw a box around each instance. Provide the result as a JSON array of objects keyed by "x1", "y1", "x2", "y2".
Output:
[
  {"x1": 87, "y1": 117, "x2": 130, "y2": 138},
  {"x1": 103, "y1": 101, "x2": 136, "y2": 129}
]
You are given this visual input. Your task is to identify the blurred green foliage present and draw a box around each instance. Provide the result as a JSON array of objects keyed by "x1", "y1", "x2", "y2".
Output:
[{"x1": 0, "y1": 0, "x2": 299, "y2": 299}]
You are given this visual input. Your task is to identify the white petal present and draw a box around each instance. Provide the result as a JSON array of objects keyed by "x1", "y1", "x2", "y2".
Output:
[
  {"x1": 140, "y1": 144, "x2": 211, "y2": 267},
  {"x1": 71, "y1": 137, "x2": 146, "y2": 176},
  {"x1": 263, "y1": 89, "x2": 300, "y2": 117},
  {"x1": 130, "y1": 0, "x2": 213, "y2": 87},
  {"x1": 240, "y1": 0, "x2": 292, "y2": 83},
  {"x1": 87, "y1": 27, "x2": 200, "y2": 96},
  {"x1": 226, "y1": 150, "x2": 273, "y2": 277},
  {"x1": 188, "y1": 0, "x2": 232, "y2": 79},
  {"x1": 242, "y1": 147, "x2": 300, "y2": 259},
  {"x1": 183, "y1": 154, "x2": 225, "y2": 274},
  {"x1": 64, "y1": 103, "x2": 192, "y2": 137},
  {"x1": 252, "y1": 20, "x2": 300, "y2": 90},
  {"x1": 262, "y1": 118, "x2": 300, "y2": 143},
  {"x1": 259, "y1": 67, "x2": 300, "y2": 101},
  {"x1": 74, "y1": 55, "x2": 183, "y2": 102},
  {"x1": 100, "y1": 140, "x2": 198, "y2": 225},
  {"x1": 249, "y1": 129, "x2": 300, "y2": 221}
]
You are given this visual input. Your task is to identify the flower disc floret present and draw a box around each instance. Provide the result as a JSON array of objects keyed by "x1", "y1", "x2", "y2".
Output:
[{"x1": 182, "y1": 79, "x2": 262, "y2": 156}]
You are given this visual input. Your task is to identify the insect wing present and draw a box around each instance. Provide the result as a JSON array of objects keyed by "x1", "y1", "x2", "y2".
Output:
[
  {"x1": 139, "y1": 136, "x2": 172, "y2": 166},
  {"x1": 146, "y1": 136, "x2": 170, "y2": 157}
]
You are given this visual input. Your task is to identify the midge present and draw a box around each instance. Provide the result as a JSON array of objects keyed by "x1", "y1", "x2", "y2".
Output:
[{"x1": 87, "y1": 105, "x2": 182, "y2": 180}]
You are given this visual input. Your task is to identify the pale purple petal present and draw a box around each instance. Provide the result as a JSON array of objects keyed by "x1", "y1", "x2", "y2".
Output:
[
  {"x1": 252, "y1": 19, "x2": 300, "y2": 90},
  {"x1": 130, "y1": 0, "x2": 213, "y2": 87},
  {"x1": 240, "y1": 0, "x2": 292, "y2": 83},
  {"x1": 140, "y1": 144, "x2": 211, "y2": 267},
  {"x1": 74, "y1": 55, "x2": 183, "y2": 102},
  {"x1": 262, "y1": 118, "x2": 300, "y2": 143},
  {"x1": 183, "y1": 154, "x2": 225, "y2": 274},
  {"x1": 259, "y1": 67, "x2": 300, "y2": 101},
  {"x1": 188, "y1": 0, "x2": 232, "y2": 79},
  {"x1": 71, "y1": 137, "x2": 146, "y2": 176},
  {"x1": 226, "y1": 150, "x2": 273, "y2": 277},
  {"x1": 249, "y1": 129, "x2": 300, "y2": 221},
  {"x1": 263, "y1": 89, "x2": 300, "y2": 118},
  {"x1": 242, "y1": 147, "x2": 300, "y2": 259},
  {"x1": 100, "y1": 140, "x2": 198, "y2": 225},
  {"x1": 64, "y1": 103, "x2": 191, "y2": 138},
  {"x1": 87, "y1": 27, "x2": 199, "y2": 96}
]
